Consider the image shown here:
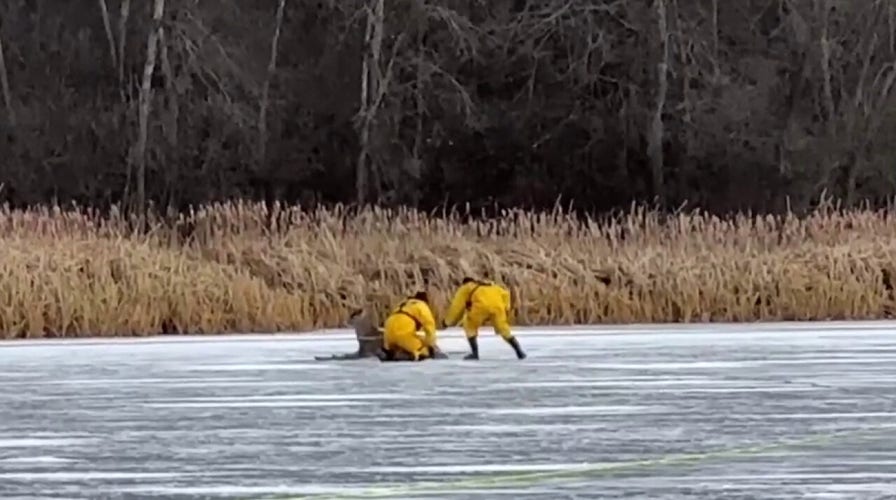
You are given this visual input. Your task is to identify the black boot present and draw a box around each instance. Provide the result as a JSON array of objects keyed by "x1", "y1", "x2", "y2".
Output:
[
  {"x1": 506, "y1": 336, "x2": 526, "y2": 359},
  {"x1": 464, "y1": 336, "x2": 479, "y2": 360}
]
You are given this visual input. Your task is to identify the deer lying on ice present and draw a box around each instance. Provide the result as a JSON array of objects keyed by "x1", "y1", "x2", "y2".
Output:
[{"x1": 314, "y1": 308, "x2": 447, "y2": 361}]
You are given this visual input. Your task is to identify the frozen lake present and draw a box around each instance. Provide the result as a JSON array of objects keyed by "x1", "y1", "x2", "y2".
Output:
[{"x1": 2, "y1": 321, "x2": 896, "y2": 499}]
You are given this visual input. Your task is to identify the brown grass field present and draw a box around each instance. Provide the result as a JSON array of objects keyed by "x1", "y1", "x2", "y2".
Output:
[{"x1": 1, "y1": 200, "x2": 895, "y2": 339}]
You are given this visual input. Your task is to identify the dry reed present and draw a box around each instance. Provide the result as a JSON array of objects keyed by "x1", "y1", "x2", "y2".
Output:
[{"x1": 1, "y1": 201, "x2": 896, "y2": 339}]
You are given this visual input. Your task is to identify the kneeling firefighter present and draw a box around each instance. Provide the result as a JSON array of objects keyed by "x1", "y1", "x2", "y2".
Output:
[
  {"x1": 382, "y1": 291, "x2": 440, "y2": 361},
  {"x1": 443, "y1": 277, "x2": 526, "y2": 360}
]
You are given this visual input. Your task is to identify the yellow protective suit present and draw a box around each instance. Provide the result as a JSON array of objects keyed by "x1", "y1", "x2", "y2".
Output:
[
  {"x1": 382, "y1": 297, "x2": 438, "y2": 361},
  {"x1": 444, "y1": 279, "x2": 513, "y2": 340}
]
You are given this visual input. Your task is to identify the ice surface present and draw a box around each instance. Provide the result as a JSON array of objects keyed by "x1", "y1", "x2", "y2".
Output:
[{"x1": 2, "y1": 321, "x2": 896, "y2": 499}]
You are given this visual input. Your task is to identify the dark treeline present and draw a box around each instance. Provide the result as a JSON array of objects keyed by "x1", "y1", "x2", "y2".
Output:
[{"x1": 2, "y1": 0, "x2": 896, "y2": 216}]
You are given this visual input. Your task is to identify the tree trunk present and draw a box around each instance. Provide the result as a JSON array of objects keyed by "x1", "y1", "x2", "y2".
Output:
[
  {"x1": 158, "y1": 28, "x2": 177, "y2": 148},
  {"x1": 133, "y1": 0, "x2": 165, "y2": 226},
  {"x1": 258, "y1": 0, "x2": 287, "y2": 169},
  {"x1": 0, "y1": 33, "x2": 13, "y2": 128},
  {"x1": 711, "y1": 0, "x2": 718, "y2": 78},
  {"x1": 117, "y1": 0, "x2": 131, "y2": 86},
  {"x1": 647, "y1": 0, "x2": 668, "y2": 205},
  {"x1": 817, "y1": 0, "x2": 836, "y2": 137},
  {"x1": 355, "y1": 0, "x2": 385, "y2": 205},
  {"x1": 117, "y1": 0, "x2": 133, "y2": 206},
  {"x1": 98, "y1": 0, "x2": 118, "y2": 70}
]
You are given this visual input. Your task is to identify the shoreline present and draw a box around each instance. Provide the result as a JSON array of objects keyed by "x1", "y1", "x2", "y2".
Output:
[
  {"x1": 2, "y1": 319, "x2": 896, "y2": 348},
  {"x1": 2, "y1": 202, "x2": 896, "y2": 338}
]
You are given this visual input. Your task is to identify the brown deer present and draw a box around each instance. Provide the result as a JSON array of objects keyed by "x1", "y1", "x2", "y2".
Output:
[
  {"x1": 314, "y1": 308, "x2": 384, "y2": 361},
  {"x1": 349, "y1": 308, "x2": 385, "y2": 358}
]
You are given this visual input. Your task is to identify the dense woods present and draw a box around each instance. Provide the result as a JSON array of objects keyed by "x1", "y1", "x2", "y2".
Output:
[{"x1": 2, "y1": 0, "x2": 896, "y2": 215}]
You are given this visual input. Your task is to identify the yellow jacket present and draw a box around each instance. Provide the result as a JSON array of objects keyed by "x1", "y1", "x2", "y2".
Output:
[
  {"x1": 444, "y1": 280, "x2": 511, "y2": 326},
  {"x1": 389, "y1": 298, "x2": 438, "y2": 347}
]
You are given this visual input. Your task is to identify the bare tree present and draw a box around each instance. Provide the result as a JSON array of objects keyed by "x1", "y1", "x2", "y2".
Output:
[
  {"x1": 117, "y1": 0, "x2": 132, "y2": 85},
  {"x1": 98, "y1": 0, "x2": 118, "y2": 70},
  {"x1": 0, "y1": 31, "x2": 13, "y2": 128},
  {"x1": 840, "y1": 20, "x2": 896, "y2": 205},
  {"x1": 355, "y1": 0, "x2": 385, "y2": 205},
  {"x1": 257, "y1": 0, "x2": 288, "y2": 168},
  {"x1": 710, "y1": 0, "x2": 719, "y2": 79},
  {"x1": 804, "y1": 0, "x2": 896, "y2": 205},
  {"x1": 157, "y1": 28, "x2": 177, "y2": 147},
  {"x1": 133, "y1": 0, "x2": 166, "y2": 224},
  {"x1": 646, "y1": 0, "x2": 669, "y2": 203},
  {"x1": 817, "y1": 0, "x2": 835, "y2": 137}
]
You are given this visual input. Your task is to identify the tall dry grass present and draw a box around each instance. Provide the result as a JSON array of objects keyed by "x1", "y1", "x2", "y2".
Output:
[{"x1": 1, "y1": 201, "x2": 896, "y2": 338}]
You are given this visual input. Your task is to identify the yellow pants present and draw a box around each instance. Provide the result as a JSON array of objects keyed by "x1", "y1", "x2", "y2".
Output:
[
  {"x1": 383, "y1": 313, "x2": 430, "y2": 360},
  {"x1": 463, "y1": 305, "x2": 512, "y2": 340}
]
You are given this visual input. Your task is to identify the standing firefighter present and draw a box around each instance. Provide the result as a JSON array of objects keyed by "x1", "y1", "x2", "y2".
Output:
[
  {"x1": 443, "y1": 277, "x2": 526, "y2": 360},
  {"x1": 382, "y1": 291, "x2": 440, "y2": 361}
]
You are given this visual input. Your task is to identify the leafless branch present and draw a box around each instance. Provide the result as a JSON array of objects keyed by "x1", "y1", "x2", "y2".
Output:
[
  {"x1": 419, "y1": 58, "x2": 476, "y2": 123},
  {"x1": 424, "y1": 5, "x2": 483, "y2": 59}
]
